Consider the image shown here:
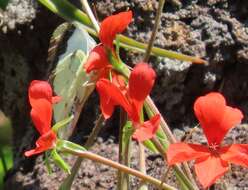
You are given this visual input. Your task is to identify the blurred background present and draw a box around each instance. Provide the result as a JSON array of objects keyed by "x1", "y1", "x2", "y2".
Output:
[{"x1": 0, "y1": 111, "x2": 12, "y2": 190}]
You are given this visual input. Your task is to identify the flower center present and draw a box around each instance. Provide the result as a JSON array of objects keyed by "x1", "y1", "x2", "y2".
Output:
[{"x1": 208, "y1": 142, "x2": 220, "y2": 155}]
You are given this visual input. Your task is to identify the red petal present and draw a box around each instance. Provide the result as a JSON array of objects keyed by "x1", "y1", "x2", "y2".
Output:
[
  {"x1": 24, "y1": 130, "x2": 56, "y2": 157},
  {"x1": 128, "y1": 63, "x2": 156, "y2": 121},
  {"x1": 194, "y1": 92, "x2": 243, "y2": 145},
  {"x1": 132, "y1": 114, "x2": 160, "y2": 142},
  {"x1": 30, "y1": 99, "x2": 52, "y2": 135},
  {"x1": 84, "y1": 45, "x2": 110, "y2": 73},
  {"x1": 96, "y1": 79, "x2": 131, "y2": 119},
  {"x1": 194, "y1": 155, "x2": 229, "y2": 188},
  {"x1": 220, "y1": 144, "x2": 248, "y2": 168},
  {"x1": 99, "y1": 11, "x2": 133, "y2": 48},
  {"x1": 29, "y1": 80, "x2": 53, "y2": 106},
  {"x1": 166, "y1": 143, "x2": 210, "y2": 165}
]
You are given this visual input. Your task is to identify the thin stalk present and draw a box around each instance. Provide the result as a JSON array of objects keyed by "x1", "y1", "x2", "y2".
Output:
[
  {"x1": 117, "y1": 110, "x2": 131, "y2": 190},
  {"x1": 80, "y1": 0, "x2": 100, "y2": 33},
  {"x1": 62, "y1": 147, "x2": 178, "y2": 190},
  {"x1": 151, "y1": 138, "x2": 196, "y2": 190},
  {"x1": 146, "y1": 97, "x2": 176, "y2": 143},
  {"x1": 59, "y1": 114, "x2": 105, "y2": 190},
  {"x1": 118, "y1": 35, "x2": 207, "y2": 64},
  {"x1": 144, "y1": 0, "x2": 166, "y2": 62},
  {"x1": 138, "y1": 143, "x2": 148, "y2": 190},
  {"x1": 84, "y1": 114, "x2": 105, "y2": 148}
]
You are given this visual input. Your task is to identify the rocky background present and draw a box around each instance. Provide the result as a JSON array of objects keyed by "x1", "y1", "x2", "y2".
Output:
[{"x1": 1, "y1": 0, "x2": 248, "y2": 189}]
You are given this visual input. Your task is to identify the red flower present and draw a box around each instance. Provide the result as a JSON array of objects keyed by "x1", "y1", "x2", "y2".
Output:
[
  {"x1": 84, "y1": 11, "x2": 133, "y2": 75},
  {"x1": 166, "y1": 92, "x2": 248, "y2": 188},
  {"x1": 96, "y1": 63, "x2": 160, "y2": 142},
  {"x1": 25, "y1": 99, "x2": 56, "y2": 157},
  {"x1": 25, "y1": 81, "x2": 59, "y2": 157}
]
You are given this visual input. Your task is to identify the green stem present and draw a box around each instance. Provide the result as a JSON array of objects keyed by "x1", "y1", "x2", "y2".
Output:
[
  {"x1": 138, "y1": 143, "x2": 148, "y2": 190},
  {"x1": 39, "y1": 0, "x2": 93, "y2": 27},
  {"x1": 62, "y1": 147, "x2": 178, "y2": 190},
  {"x1": 143, "y1": 0, "x2": 166, "y2": 62},
  {"x1": 117, "y1": 110, "x2": 131, "y2": 190},
  {"x1": 80, "y1": 0, "x2": 100, "y2": 33},
  {"x1": 118, "y1": 35, "x2": 207, "y2": 64}
]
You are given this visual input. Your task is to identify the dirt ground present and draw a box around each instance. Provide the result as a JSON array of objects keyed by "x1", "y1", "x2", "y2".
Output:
[
  {"x1": 5, "y1": 125, "x2": 248, "y2": 190},
  {"x1": 1, "y1": 0, "x2": 248, "y2": 189}
]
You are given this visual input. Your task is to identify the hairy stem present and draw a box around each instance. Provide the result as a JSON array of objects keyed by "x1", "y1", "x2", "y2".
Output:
[
  {"x1": 138, "y1": 143, "x2": 148, "y2": 190},
  {"x1": 62, "y1": 147, "x2": 178, "y2": 190}
]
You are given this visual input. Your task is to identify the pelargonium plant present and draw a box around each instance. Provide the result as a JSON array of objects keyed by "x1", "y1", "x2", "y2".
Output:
[{"x1": 23, "y1": 1, "x2": 248, "y2": 190}]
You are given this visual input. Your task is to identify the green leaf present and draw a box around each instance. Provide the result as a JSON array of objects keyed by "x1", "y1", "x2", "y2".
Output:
[
  {"x1": 142, "y1": 140, "x2": 158, "y2": 153},
  {"x1": 52, "y1": 115, "x2": 74, "y2": 133},
  {"x1": 38, "y1": 0, "x2": 92, "y2": 28},
  {"x1": 53, "y1": 50, "x2": 86, "y2": 136},
  {"x1": 51, "y1": 149, "x2": 71, "y2": 174},
  {"x1": 52, "y1": 50, "x2": 93, "y2": 139},
  {"x1": 51, "y1": 23, "x2": 96, "y2": 139},
  {"x1": 57, "y1": 139, "x2": 86, "y2": 153}
]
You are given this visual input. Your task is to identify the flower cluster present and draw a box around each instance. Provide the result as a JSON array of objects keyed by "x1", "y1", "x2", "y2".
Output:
[
  {"x1": 24, "y1": 10, "x2": 248, "y2": 190},
  {"x1": 85, "y1": 10, "x2": 160, "y2": 142}
]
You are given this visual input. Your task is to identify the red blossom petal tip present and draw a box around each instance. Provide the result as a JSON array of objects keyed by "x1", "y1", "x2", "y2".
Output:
[
  {"x1": 24, "y1": 130, "x2": 57, "y2": 157},
  {"x1": 194, "y1": 92, "x2": 243, "y2": 145},
  {"x1": 132, "y1": 114, "x2": 160, "y2": 142},
  {"x1": 29, "y1": 80, "x2": 60, "y2": 106},
  {"x1": 129, "y1": 62, "x2": 156, "y2": 101},
  {"x1": 99, "y1": 10, "x2": 133, "y2": 48}
]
